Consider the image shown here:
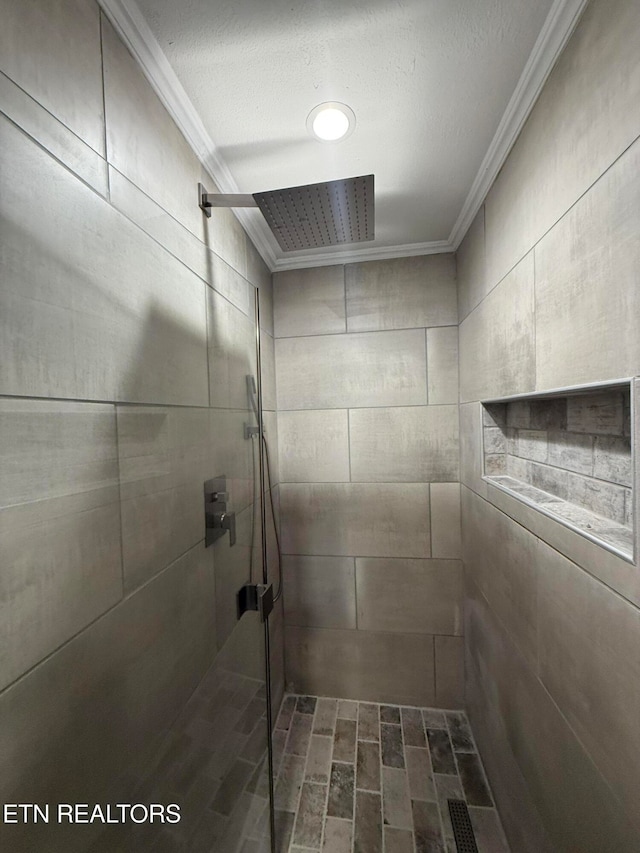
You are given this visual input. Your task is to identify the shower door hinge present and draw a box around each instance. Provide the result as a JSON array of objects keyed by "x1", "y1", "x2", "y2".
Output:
[{"x1": 237, "y1": 583, "x2": 274, "y2": 623}]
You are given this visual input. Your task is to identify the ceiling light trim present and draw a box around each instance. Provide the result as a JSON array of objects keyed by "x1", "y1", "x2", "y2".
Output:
[
  {"x1": 448, "y1": 0, "x2": 589, "y2": 249},
  {"x1": 99, "y1": 0, "x2": 588, "y2": 271}
]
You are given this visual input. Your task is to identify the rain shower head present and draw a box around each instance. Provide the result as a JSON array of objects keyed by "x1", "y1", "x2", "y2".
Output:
[{"x1": 199, "y1": 175, "x2": 374, "y2": 252}]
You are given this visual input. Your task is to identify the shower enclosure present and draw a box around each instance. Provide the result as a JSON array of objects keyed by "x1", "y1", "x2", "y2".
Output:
[{"x1": 0, "y1": 270, "x2": 279, "y2": 852}]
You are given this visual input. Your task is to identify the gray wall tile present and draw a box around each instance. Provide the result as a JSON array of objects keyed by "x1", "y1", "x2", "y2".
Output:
[
  {"x1": 102, "y1": 18, "x2": 203, "y2": 239},
  {"x1": 456, "y1": 206, "x2": 486, "y2": 322},
  {"x1": 280, "y1": 483, "x2": 430, "y2": 559},
  {"x1": 0, "y1": 543, "x2": 217, "y2": 850},
  {"x1": 273, "y1": 266, "x2": 345, "y2": 337},
  {"x1": 435, "y1": 636, "x2": 465, "y2": 708},
  {"x1": 275, "y1": 330, "x2": 427, "y2": 410},
  {"x1": 430, "y1": 483, "x2": 462, "y2": 559},
  {"x1": 283, "y1": 556, "x2": 356, "y2": 629},
  {"x1": 535, "y1": 139, "x2": 640, "y2": 390},
  {"x1": 285, "y1": 626, "x2": 435, "y2": 706},
  {"x1": 345, "y1": 255, "x2": 457, "y2": 332},
  {"x1": 484, "y1": 0, "x2": 640, "y2": 289},
  {"x1": 537, "y1": 541, "x2": 640, "y2": 827},
  {"x1": 459, "y1": 252, "x2": 535, "y2": 403},
  {"x1": 262, "y1": 409, "x2": 280, "y2": 488},
  {"x1": 355, "y1": 558, "x2": 463, "y2": 635},
  {"x1": 0, "y1": 0, "x2": 104, "y2": 153},
  {"x1": 109, "y1": 167, "x2": 253, "y2": 317},
  {"x1": 208, "y1": 289, "x2": 257, "y2": 410},
  {"x1": 459, "y1": 403, "x2": 488, "y2": 499},
  {"x1": 251, "y1": 259, "x2": 274, "y2": 337},
  {"x1": 349, "y1": 406, "x2": 459, "y2": 483},
  {"x1": 517, "y1": 430, "x2": 547, "y2": 464},
  {"x1": 547, "y1": 431, "x2": 593, "y2": 476},
  {"x1": 260, "y1": 331, "x2": 277, "y2": 413},
  {"x1": 117, "y1": 406, "x2": 214, "y2": 591},
  {"x1": 426, "y1": 326, "x2": 459, "y2": 405},
  {"x1": 278, "y1": 410, "x2": 350, "y2": 483},
  {"x1": 566, "y1": 393, "x2": 625, "y2": 436},
  {"x1": 0, "y1": 70, "x2": 107, "y2": 195},
  {"x1": 0, "y1": 398, "x2": 122, "y2": 691},
  {"x1": 0, "y1": 115, "x2": 209, "y2": 405},
  {"x1": 462, "y1": 489, "x2": 538, "y2": 669},
  {"x1": 466, "y1": 578, "x2": 639, "y2": 851}
]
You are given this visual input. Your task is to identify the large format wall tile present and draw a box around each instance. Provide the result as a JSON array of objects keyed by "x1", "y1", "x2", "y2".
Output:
[
  {"x1": 466, "y1": 579, "x2": 639, "y2": 851},
  {"x1": 285, "y1": 626, "x2": 435, "y2": 706},
  {"x1": 345, "y1": 255, "x2": 457, "y2": 332},
  {"x1": 537, "y1": 541, "x2": 640, "y2": 829},
  {"x1": 462, "y1": 488, "x2": 538, "y2": 669},
  {"x1": 430, "y1": 483, "x2": 462, "y2": 559},
  {"x1": 0, "y1": 398, "x2": 122, "y2": 691},
  {"x1": 349, "y1": 406, "x2": 459, "y2": 482},
  {"x1": 459, "y1": 403, "x2": 488, "y2": 499},
  {"x1": 260, "y1": 331, "x2": 277, "y2": 413},
  {"x1": 0, "y1": 70, "x2": 108, "y2": 195},
  {"x1": 108, "y1": 167, "x2": 253, "y2": 317},
  {"x1": 200, "y1": 165, "x2": 249, "y2": 280},
  {"x1": 208, "y1": 289, "x2": 257, "y2": 410},
  {"x1": 280, "y1": 483, "x2": 430, "y2": 559},
  {"x1": 459, "y1": 252, "x2": 535, "y2": 403},
  {"x1": 273, "y1": 266, "x2": 346, "y2": 337},
  {"x1": 0, "y1": 543, "x2": 216, "y2": 853},
  {"x1": 117, "y1": 406, "x2": 214, "y2": 592},
  {"x1": 0, "y1": 115, "x2": 209, "y2": 405},
  {"x1": 535, "y1": 138, "x2": 640, "y2": 389},
  {"x1": 283, "y1": 556, "x2": 356, "y2": 629},
  {"x1": 426, "y1": 326, "x2": 459, "y2": 405},
  {"x1": 102, "y1": 18, "x2": 203, "y2": 239},
  {"x1": 456, "y1": 206, "x2": 486, "y2": 322},
  {"x1": 484, "y1": 0, "x2": 640, "y2": 288},
  {"x1": 355, "y1": 558, "x2": 463, "y2": 635},
  {"x1": 435, "y1": 636, "x2": 464, "y2": 707},
  {"x1": 0, "y1": 0, "x2": 105, "y2": 154},
  {"x1": 275, "y1": 330, "x2": 427, "y2": 410},
  {"x1": 278, "y1": 410, "x2": 350, "y2": 483}
]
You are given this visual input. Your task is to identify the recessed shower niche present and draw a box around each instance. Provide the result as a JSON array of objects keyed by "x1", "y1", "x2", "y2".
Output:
[{"x1": 481, "y1": 382, "x2": 634, "y2": 561}]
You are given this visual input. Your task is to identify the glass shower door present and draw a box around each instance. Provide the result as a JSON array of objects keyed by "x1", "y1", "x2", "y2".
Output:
[{"x1": 0, "y1": 286, "x2": 274, "y2": 853}]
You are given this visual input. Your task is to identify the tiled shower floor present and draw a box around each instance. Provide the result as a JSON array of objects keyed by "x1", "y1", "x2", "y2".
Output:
[{"x1": 272, "y1": 694, "x2": 510, "y2": 853}]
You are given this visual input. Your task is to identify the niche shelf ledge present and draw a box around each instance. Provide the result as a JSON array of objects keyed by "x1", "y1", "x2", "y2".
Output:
[{"x1": 480, "y1": 380, "x2": 635, "y2": 564}]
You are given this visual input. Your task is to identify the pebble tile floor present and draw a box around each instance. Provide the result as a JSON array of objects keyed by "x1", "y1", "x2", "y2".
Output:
[{"x1": 271, "y1": 694, "x2": 510, "y2": 853}]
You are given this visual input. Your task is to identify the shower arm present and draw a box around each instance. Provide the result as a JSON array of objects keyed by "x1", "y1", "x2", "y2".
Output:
[{"x1": 198, "y1": 183, "x2": 257, "y2": 217}]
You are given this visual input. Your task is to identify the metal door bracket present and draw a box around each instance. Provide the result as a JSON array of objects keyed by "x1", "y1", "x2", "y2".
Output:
[{"x1": 237, "y1": 583, "x2": 274, "y2": 622}]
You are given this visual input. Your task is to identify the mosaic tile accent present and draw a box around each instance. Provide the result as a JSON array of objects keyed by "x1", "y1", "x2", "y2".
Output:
[
  {"x1": 482, "y1": 387, "x2": 633, "y2": 557},
  {"x1": 272, "y1": 694, "x2": 509, "y2": 852}
]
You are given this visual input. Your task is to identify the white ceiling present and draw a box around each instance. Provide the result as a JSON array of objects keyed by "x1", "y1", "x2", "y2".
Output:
[{"x1": 101, "y1": 0, "x2": 588, "y2": 270}]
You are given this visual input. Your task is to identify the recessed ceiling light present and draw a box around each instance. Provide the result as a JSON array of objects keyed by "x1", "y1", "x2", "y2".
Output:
[{"x1": 307, "y1": 102, "x2": 356, "y2": 142}]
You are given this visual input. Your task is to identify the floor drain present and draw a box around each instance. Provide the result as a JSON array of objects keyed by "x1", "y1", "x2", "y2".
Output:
[{"x1": 448, "y1": 799, "x2": 479, "y2": 853}]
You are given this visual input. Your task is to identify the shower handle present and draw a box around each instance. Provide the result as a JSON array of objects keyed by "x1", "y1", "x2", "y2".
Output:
[{"x1": 208, "y1": 509, "x2": 236, "y2": 546}]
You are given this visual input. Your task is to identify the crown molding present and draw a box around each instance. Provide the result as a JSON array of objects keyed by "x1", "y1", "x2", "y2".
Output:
[
  {"x1": 97, "y1": 0, "x2": 278, "y2": 270},
  {"x1": 272, "y1": 240, "x2": 453, "y2": 272},
  {"x1": 448, "y1": 0, "x2": 589, "y2": 249},
  {"x1": 98, "y1": 0, "x2": 588, "y2": 271}
]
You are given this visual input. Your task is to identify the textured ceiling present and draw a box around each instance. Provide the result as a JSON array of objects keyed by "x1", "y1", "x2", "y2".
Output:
[{"x1": 130, "y1": 0, "x2": 558, "y2": 266}]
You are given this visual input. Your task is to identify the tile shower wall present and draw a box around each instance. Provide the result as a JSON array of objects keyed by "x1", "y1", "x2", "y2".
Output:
[
  {"x1": 274, "y1": 257, "x2": 462, "y2": 708},
  {"x1": 456, "y1": 0, "x2": 640, "y2": 850},
  {"x1": 0, "y1": 1, "x2": 282, "y2": 849}
]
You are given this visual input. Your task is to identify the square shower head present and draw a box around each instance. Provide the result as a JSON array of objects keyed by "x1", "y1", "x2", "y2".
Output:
[{"x1": 252, "y1": 174, "x2": 374, "y2": 252}]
